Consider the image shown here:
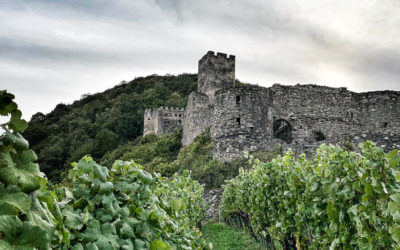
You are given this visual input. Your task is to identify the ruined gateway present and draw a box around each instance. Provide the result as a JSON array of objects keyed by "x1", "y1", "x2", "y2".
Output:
[{"x1": 144, "y1": 51, "x2": 400, "y2": 161}]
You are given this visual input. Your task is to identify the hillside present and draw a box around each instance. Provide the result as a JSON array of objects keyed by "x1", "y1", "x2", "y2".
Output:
[
  {"x1": 23, "y1": 74, "x2": 197, "y2": 181},
  {"x1": 99, "y1": 128, "x2": 280, "y2": 190}
]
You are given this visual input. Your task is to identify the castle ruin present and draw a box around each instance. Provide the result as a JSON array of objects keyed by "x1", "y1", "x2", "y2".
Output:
[
  {"x1": 143, "y1": 107, "x2": 184, "y2": 136},
  {"x1": 144, "y1": 51, "x2": 400, "y2": 161}
]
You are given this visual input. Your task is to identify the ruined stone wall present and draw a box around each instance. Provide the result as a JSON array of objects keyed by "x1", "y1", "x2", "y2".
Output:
[
  {"x1": 212, "y1": 86, "x2": 275, "y2": 161},
  {"x1": 144, "y1": 51, "x2": 400, "y2": 162},
  {"x1": 267, "y1": 85, "x2": 359, "y2": 155},
  {"x1": 143, "y1": 107, "x2": 184, "y2": 136},
  {"x1": 143, "y1": 108, "x2": 158, "y2": 136},
  {"x1": 198, "y1": 51, "x2": 235, "y2": 104},
  {"x1": 352, "y1": 91, "x2": 400, "y2": 149},
  {"x1": 182, "y1": 91, "x2": 212, "y2": 145},
  {"x1": 213, "y1": 84, "x2": 400, "y2": 161}
]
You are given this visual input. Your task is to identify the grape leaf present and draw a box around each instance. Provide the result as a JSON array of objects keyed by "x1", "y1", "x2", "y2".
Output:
[
  {"x1": 0, "y1": 149, "x2": 40, "y2": 193},
  {"x1": 0, "y1": 215, "x2": 50, "y2": 249},
  {"x1": 0, "y1": 184, "x2": 30, "y2": 215},
  {"x1": 9, "y1": 110, "x2": 28, "y2": 133}
]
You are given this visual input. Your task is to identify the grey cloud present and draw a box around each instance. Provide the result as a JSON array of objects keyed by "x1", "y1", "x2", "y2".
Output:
[
  {"x1": 0, "y1": 37, "x2": 116, "y2": 65},
  {"x1": 17, "y1": 0, "x2": 150, "y2": 21},
  {"x1": 1, "y1": 0, "x2": 400, "y2": 120}
]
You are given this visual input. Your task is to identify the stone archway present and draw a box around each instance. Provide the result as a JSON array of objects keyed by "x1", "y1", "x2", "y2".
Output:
[{"x1": 273, "y1": 119, "x2": 292, "y2": 143}]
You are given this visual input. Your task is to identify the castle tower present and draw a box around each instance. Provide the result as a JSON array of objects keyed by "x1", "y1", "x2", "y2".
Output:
[
  {"x1": 198, "y1": 51, "x2": 235, "y2": 104},
  {"x1": 143, "y1": 108, "x2": 157, "y2": 136}
]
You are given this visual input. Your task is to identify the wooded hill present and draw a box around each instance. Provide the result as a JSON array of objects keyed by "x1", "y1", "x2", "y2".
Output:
[{"x1": 23, "y1": 74, "x2": 197, "y2": 181}]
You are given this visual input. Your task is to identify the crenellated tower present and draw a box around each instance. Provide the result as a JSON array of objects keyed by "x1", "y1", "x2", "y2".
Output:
[{"x1": 198, "y1": 51, "x2": 235, "y2": 104}]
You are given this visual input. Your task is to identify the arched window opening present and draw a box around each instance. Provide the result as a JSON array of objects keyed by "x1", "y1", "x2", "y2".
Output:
[
  {"x1": 273, "y1": 119, "x2": 292, "y2": 143},
  {"x1": 236, "y1": 95, "x2": 241, "y2": 104}
]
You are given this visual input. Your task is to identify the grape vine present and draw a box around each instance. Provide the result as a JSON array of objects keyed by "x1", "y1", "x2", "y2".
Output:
[
  {"x1": 0, "y1": 90, "x2": 211, "y2": 249},
  {"x1": 0, "y1": 90, "x2": 56, "y2": 249},
  {"x1": 221, "y1": 143, "x2": 400, "y2": 249}
]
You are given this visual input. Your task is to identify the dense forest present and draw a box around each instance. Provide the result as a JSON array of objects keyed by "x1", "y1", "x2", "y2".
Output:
[{"x1": 23, "y1": 74, "x2": 197, "y2": 181}]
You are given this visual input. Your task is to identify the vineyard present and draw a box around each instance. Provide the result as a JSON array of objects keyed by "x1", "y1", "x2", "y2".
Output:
[
  {"x1": 221, "y1": 143, "x2": 400, "y2": 248},
  {"x1": 2, "y1": 89, "x2": 400, "y2": 249},
  {"x1": 0, "y1": 91, "x2": 210, "y2": 249}
]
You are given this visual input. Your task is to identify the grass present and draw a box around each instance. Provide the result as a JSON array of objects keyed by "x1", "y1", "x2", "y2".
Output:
[{"x1": 202, "y1": 223, "x2": 264, "y2": 250}]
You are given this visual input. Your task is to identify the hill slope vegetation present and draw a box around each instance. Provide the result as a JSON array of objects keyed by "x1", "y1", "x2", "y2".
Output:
[{"x1": 23, "y1": 74, "x2": 197, "y2": 181}]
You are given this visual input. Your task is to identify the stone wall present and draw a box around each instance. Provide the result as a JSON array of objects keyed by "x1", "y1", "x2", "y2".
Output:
[
  {"x1": 143, "y1": 108, "x2": 156, "y2": 136},
  {"x1": 144, "y1": 51, "x2": 400, "y2": 162},
  {"x1": 212, "y1": 86, "x2": 278, "y2": 161},
  {"x1": 143, "y1": 107, "x2": 184, "y2": 136},
  {"x1": 212, "y1": 83, "x2": 400, "y2": 161},
  {"x1": 182, "y1": 91, "x2": 212, "y2": 145},
  {"x1": 198, "y1": 51, "x2": 235, "y2": 104}
]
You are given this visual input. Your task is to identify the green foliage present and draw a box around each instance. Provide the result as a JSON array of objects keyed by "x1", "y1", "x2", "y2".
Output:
[
  {"x1": 105, "y1": 128, "x2": 280, "y2": 190},
  {"x1": 0, "y1": 91, "x2": 28, "y2": 133},
  {"x1": 54, "y1": 156, "x2": 209, "y2": 249},
  {"x1": 163, "y1": 129, "x2": 280, "y2": 190},
  {"x1": 0, "y1": 90, "x2": 56, "y2": 249},
  {"x1": 157, "y1": 170, "x2": 207, "y2": 230},
  {"x1": 119, "y1": 129, "x2": 182, "y2": 169},
  {"x1": 343, "y1": 136, "x2": 355, "y2": 151},
  {"x1": 220, "y1": 142, "x2": 400, "y2": 248},
  {"x1": 92, "y1": 128, "x2": 119, "y2": 158},
  {"x1": 23, "y1": 74, "x2": 197, "y2": 181},
  {"x1": 1, "y1": 91, "x2": 210, "y2": 249},
  {"x1": 155, "y1": 129, "x2": 238, "y2": 189}
]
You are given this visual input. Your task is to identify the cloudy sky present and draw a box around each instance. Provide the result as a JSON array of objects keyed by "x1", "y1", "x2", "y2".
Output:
[{"x1": 1, "y1": 0, "x2": 399, "y2": 120}]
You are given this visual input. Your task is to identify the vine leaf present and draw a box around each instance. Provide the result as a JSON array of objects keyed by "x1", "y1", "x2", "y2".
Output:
[
  {"x1": 9, "y1": 110, "x2": 28, "y2": 133},
  {"x1": 0, "y1": 91, "x2": 17, "y2": 116},
  {"x1": 0, "y1": 215, "x2": 50, "y2": 249},
  {"x1": 64, "y1": 210, "x2": 84, "y2": 230},
  {"x1": 0, "y1": 149, "x2": 40, "y2": 193},
  {"x1": 0, "y1": 184, "x2": 30, "y2": 215},
  {"x1": 150, "y1": 239, "x2": 170, "y2": 250}
]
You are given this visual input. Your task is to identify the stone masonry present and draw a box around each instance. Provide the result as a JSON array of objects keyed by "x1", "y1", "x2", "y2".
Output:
[
  {"x1": 143, "y1": 107, "x2": 184, "y2": 136},
  {"x1": 144, "y1": 51, "x2": 400, "y2": 161}
]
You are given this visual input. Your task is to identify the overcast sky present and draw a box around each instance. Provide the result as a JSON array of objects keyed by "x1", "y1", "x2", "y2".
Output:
[{"x1": 1, "y1": 0, "x2": 399, "y2": 120}]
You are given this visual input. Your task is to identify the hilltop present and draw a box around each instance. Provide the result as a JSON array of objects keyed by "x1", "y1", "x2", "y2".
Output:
[{"x1": 23, "y1": 74, "x2": 197, "y2": 180}]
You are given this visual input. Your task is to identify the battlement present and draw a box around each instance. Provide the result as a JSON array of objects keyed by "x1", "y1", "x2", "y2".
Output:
[
  {"x1": 144, "y1": 107, "x2": 184, "y2": 115},
  {"x1": 199, "y1": 51, "x2": 235, "y2": 63},
  {"x1": 198, "y1": 51, "x2": 236, "y2": 104},
  {"x1": 144, "y1": 108, "x2": 153, "y2": 116},
  {"x1": 158, "y1": 106, "x2": 185, "y2": 111}
]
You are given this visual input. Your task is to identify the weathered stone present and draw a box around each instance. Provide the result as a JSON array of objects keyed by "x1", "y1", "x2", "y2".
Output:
[
  {"x1": 144, "y1": 51, "x2": 400, "y2": 161},
  {"x1": 182, "y1": 91, "x2": 212, "y2": 145},
  {"x1": 203, "y1": 188, "x2": 223, "y2": 220},
  {"x1": 198, "y1": 51, "x2": 235, "y2": 104},
  {"x1": 143, "y1": 107, "x2": 184, "y2": 136}
]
